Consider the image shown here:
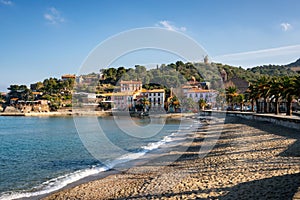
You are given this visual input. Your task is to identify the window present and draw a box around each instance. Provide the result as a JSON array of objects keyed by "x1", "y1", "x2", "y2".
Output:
[
  {"x1": 189, "y1": 94, "x2": 192, "y2": 98},
  {"x1": 158, "y1": 93, "x2": 160, "y2": 96},
  {"x1": 158, "y1": 98, "x2": 160, "y2": 104}
]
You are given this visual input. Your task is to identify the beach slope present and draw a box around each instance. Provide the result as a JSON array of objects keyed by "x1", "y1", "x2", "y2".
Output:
[{"x1": 44, "y1": 117, "x2": 300, "y2": 200}]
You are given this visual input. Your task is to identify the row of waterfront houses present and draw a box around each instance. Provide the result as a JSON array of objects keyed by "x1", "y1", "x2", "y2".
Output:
[
  {"x1": 77, "y1": 79, "x2": 217, "y2": 112},
  {"x1": 1, "y1": 74, "x2": 217, "y2": 113}
]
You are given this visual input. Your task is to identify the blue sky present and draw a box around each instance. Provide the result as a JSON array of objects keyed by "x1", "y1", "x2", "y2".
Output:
[{"x1": 1, "y1": 0, "x2": 300, "y2": 91}]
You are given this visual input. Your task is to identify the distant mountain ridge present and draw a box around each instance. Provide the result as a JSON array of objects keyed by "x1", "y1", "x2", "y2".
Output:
[{"x1": 286, "y1": 58, "x2": 300, "y2": 68}]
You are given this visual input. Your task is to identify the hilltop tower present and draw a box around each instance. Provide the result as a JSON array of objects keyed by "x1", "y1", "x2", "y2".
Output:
[{"x1": 204, "y1": 55, "x2": 209, "y2": 64}]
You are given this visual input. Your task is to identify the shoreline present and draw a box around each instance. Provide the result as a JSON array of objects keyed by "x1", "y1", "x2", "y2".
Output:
[
  {"x1": 42, "y1": 116, "x2": 300, "y2": 200},
  {"x1": 3, "y1": 114, "x2": 197, "y2": 200},
  {"x1": 0, "y1": 111, "x2": 111, "y2": 117},
  {"x1": 0, "y1": 111, "x2": 195, "y2": 119}
]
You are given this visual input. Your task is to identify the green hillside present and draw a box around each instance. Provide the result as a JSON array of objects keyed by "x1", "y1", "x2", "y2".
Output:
[{"x1": 247, "y1": 58, "x2": 300, "y2": 77}]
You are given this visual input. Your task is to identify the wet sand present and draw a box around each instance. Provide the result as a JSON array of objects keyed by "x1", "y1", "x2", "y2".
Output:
[{"x1": 43, "y1": 116, "x2": 300, "y2": 200}]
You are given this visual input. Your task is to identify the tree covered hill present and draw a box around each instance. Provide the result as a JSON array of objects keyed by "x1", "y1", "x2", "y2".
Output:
[
  {"x1": 247, "y1": 58, "x2": 300, "y2": 77},
  {"x1": 98, "y1": 59, "x2": 300, "y2": 91}
]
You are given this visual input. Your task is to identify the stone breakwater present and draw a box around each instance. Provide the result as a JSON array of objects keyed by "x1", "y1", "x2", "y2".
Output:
[{"x1": 44, "y1": 117, "x2": 300, "y2": 200}]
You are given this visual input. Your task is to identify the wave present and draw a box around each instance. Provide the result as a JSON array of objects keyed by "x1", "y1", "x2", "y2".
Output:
[
  {"x1": 0, "y1": 120, "x2": 199, "y2": 200},
  {"x1": 0, "y1": 165, "x2": 109, "y2": 200}
]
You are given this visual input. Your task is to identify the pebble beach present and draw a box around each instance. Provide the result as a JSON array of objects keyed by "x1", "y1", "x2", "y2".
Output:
[{"x1": 43, "y1": 116, "x2": 300, "y2": 200}]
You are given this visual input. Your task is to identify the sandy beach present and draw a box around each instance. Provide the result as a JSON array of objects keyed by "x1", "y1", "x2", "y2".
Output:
[{"x1": 43, "y1": 116, "x2": 300, "y2": 200}]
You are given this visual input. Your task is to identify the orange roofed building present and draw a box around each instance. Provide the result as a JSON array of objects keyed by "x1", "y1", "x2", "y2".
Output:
[
  {"x1": 61, "y1": 74, "x2": 76, "y2": 80},
  {"x1": 104, "y1": 91, "x2": 139, "y2": 111}
]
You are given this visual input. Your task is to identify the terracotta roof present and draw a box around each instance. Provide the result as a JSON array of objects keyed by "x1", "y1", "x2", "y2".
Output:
[
  {"x1": 10, "y1": 98, "x2": 18, "y2": 101},
  {"x1": 120, "y1": 80, "x2": 142, "y2": 84},
  {"x1": 62, "y1": 74, "x2": 76, "y2": 79},
  {"x1": 32, "y1": 92, "x2": 42, "y2": 95},
  {"x1": 185, "y1": 89, "x2": 212, "y2": 93},
  {"x1": 102, "y1": 92, "x2": 135, "y2": 96},
  {"x1": 182, "y1": 86, "x2": 195, "y2": 89},
  {"x1": 145, "y1": 89, "x2": 165, "y2": 93}
]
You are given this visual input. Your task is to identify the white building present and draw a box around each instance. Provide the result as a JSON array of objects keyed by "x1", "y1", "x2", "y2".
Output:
[
  {"x1": 184, "y1": 88, "x2": 216, "y2": 103},
  {"x1": 141, "y1": 89, "x2": 165, "y2": 108}
]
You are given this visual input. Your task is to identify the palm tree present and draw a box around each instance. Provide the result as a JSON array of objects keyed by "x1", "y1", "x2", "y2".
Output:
[
  {"x1": 198, "y1": 98, "x2": 206, "y2": 111},
  {"x1": 269, "y1": 77, "x2": 283, "y2": 115},
  {"x1": 257, "y1": 76, "x2": 271, "y2": 113},
  {"x1": 225, "y1": 86, "x2": 238, "y2": 109},
  {"x1": 246, "y1": 83, "x2": 260, "y2": 112},
  {"x1": 236, "y1": 94, "x2": 245, "y2": 111},
  {"x1": 281, "y1": 76, "x2": 296, "y2": 116},
  {"x1": 168, "y1": 96, "x2": 180, "y2": 112},
  {"x1": 294, "y1": 76, "x2": 300, "y2": 100},
  {"x1": 139, "y1": 97, "x2": 150, "y2": 112}
]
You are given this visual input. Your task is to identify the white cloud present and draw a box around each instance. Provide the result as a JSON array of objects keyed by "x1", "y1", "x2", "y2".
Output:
[
  {"x1": 44, "y1": 7, "x2": 65, "y2": 24},
  {"x1": 280, "y1": 22, "x2": 292, "y2": 31},
  {"x1": 213, "y1": 44, "x2": 300, "y2": 68},
  {"x1": 0, "y1": 0, "x2": 13, "y2": 6},
  {"x1": 157, "y1": 20, "x2": 186, "y2": 32}
]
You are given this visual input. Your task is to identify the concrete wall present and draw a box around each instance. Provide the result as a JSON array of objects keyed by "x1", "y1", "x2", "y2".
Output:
[{"x1": 202, "y1": 111, "x2": 300, "y2": 130}]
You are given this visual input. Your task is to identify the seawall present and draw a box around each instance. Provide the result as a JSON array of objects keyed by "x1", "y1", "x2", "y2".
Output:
[{"x1": 202, "y1": 111, "x2": 300, "y2": 130}]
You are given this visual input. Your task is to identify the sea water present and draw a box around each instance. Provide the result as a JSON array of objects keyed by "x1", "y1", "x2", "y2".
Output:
[{"x1": 0, "y1": 116, "x2": 198, "y2": 199}]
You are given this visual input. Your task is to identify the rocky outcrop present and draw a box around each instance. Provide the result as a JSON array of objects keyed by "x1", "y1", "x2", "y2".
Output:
[
  {"x1": 3, "y1": 106, "x2": 21, "y2": 113},
  {"x1": 2, "y1": 104, "x2": 50, "y2": 113},
  {"x1": 20, "y1": 104, "x2": 50, "y2": 113}
]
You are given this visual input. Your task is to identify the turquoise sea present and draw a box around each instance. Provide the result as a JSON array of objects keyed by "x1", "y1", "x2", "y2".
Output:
[{"x1": 0, "y1": 116, "x2": 198, "y2": 200}]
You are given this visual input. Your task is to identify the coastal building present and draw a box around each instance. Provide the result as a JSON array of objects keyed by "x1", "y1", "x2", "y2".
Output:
[
  {"x1": 120, "y1": 80, "x2": 142, "y2": 92},
  {"x1": 102, "y1": 87, "x2": 166, "y2": 111},
  {"x1": 73, "y1": 92, "x2": 101, "y2": 104},
  {"x1": 109, "y1": 91, "x2": 138, "y2": 110},
  {"x1": 183, "y1": 88, "x2": 216, "y2": 104},
  {"x1": 61, "y1": 74, "x2": 76, "y2": 81},
  {"x1": 32, "y1": 91, "x2": 43, "y2": 99},
  {"x1": 182, "y1": 85, "x2": 195, "y2": 94},
  {"x1": 141, "y1": 89, "x2": 165, "y2": 109},
  {"x1": 76, "y1": 74, "x2": 101, "y2": 85},
  {"x1": 10, "y1": 98, "x2": 18, "y2": 104}
]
